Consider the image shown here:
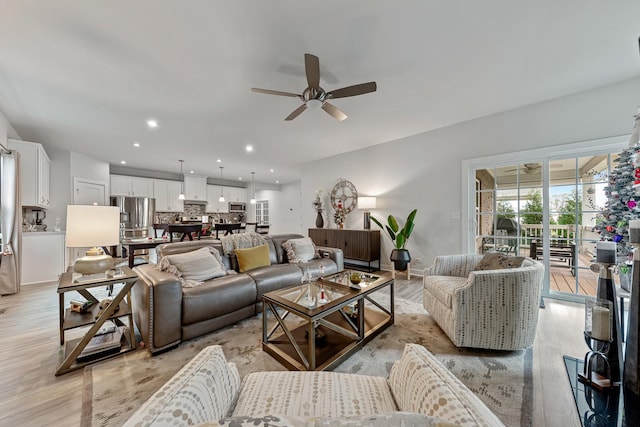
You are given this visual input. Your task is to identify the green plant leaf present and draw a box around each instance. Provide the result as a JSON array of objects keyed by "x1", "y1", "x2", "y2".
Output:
[
  {"x1": 388, "y1": 215, "x2": 399, "y2": 232},
  {"x1": 406, "y1": 209, "x2": 417, "y2": 225},
  {"x1": 385, "y1": 225, "x2": 396, "y2": 241},
  {"x1": 403, "y1": 222, "x2": 415, "y2": 240},
  {"x1": 370, "y1": 216, "x2": 384, "y2": 230},
  {"x1": 396, "y1": 234, "x2": 406, "y2": 249}
]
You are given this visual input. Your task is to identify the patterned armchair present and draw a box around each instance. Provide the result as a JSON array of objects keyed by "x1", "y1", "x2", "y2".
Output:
[{"x1": 423, "y1": 254, "x2": 544, "y2": 350}]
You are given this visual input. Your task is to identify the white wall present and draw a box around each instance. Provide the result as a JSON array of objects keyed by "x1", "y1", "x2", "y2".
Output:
[
  {"x1": 46, "y1": 147, "x2": 71, "y2": 231},
  {"x1": 256, "y1": 181, "x2": 302, "y2": 235},
  {"x1": 70, "y1": 151, "x2": 110, "y2": 186},
  {"x1": 0, "y1": 108, "x2": 20, "y2": 146},
  {"x1": 300, "y1": 77, "x2": 640, "y2": 273},
  {"x1": 43, "y1": 149, "x2": 110, "y2": 232}
]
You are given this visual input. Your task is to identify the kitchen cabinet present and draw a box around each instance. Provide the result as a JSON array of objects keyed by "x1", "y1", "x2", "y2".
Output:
[
  {"x1": 22, "y1": 231, "x2": 66, "y2": 285},
  {"x1": 225, "y1": 186, "x2": 247, "y2": 203},
  {"x1": 110, "y1": 175, "x2": 154, "y2": 197},
  {"x1": 206, "y1": 185, "x2": 229, "y2": 213},
  {"x1": 184, "y1": 175, "x2": 207, "y2": 201},
  {"x1": 7, "y1": 139, "x2": 50, "y2": 208},
  {"x1": 308, "y1": 228, "x2": 380, "y2": 271},
  {"x1": 153, "y1": 179, "x2": 184, "y2": 212}
]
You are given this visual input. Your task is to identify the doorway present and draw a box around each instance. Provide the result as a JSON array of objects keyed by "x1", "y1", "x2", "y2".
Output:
[{"x1": 463, "y1": 136, "x2": 628, "y2": 302}]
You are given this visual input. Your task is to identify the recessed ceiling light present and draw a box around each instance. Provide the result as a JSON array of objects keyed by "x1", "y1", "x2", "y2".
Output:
[
  {"x1": 238, "y1": 177, "x2": 243, "y2": 180},
  {"x1": 276, "y1": 180, "x2": 280, "y2": 184},
  {"x1": 190, "y1": 170, "x2": 195, "y2": 174},
  {"x1": 217, "y1": 159, "x2": 222, "y2": 163},
  {"x1": 133, "y1": 142, "x2": 141, "y2": 147},
  {"x1": 270, "y1": 169, "x2": 274, "y2": 173},
  {"x1": 120, "y1": 160, "x2": 127, "y2": 164},
  {"x1": 147, "y1": 119, "x2": 158, "y2": 128},
  {"x1": 245, "y1": 145, "x2": 253, "y2": 152}
]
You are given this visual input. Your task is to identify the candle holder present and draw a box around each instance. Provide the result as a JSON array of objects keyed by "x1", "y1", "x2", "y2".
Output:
[
  {"x1": 579, "y1": 298, "x2": 616, "y2": 390},
  {"x1": 624, "y1": 243, "x2": 640, "y2": 425},
  {"x1": 581, "y1": 385, "x2": 619, "y2": 426},
  {"x1": 591, "y1": 258, "x2": 624, "y2": 385}
]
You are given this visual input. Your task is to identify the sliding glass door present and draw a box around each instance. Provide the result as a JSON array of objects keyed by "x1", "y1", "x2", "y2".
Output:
[{"x1": 466, "y1": 136, "x2": 627, "y2": 301}]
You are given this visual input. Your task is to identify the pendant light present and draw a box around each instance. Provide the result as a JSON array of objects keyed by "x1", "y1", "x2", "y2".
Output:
[
  {"x1": 178, "y1": 160, "x2": 186, "y2": 200},
  {"x1": 250, "y1": 172, "x2": 257, "y2": 204},
  {"x1": 218, "y1": 167, "x2": 225, "y2": 202}
]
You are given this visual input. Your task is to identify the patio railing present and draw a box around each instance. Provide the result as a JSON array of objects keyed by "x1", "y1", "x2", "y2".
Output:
[{"x1": 521, "y1": 224, "x2": 577, "y2": 241}]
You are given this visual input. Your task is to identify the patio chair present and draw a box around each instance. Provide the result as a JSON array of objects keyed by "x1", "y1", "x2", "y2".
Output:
[{"x1": 481, "y1": 218, "x2": 519, "y2": 255}]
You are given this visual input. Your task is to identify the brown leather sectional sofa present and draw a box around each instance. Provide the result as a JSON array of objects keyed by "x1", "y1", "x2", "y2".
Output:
[{"x1": 131, "y1": 234, "x2": 344, "y2": 354}]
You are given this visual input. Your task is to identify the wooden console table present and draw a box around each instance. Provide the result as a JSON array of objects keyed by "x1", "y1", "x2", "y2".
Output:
[{"x1": 308, "y1": 228, "x2": 380, "y2": 272}]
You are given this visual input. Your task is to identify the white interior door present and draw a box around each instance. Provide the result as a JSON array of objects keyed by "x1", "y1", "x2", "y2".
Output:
[
  {"x1": 71, "y1": 177, "x2": 109, "y2": 263},
  {"x1": 73, "y1": 177, "x2": 107, "y2": 205}
]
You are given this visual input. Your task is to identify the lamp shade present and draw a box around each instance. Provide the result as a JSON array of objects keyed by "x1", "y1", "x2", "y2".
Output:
[
  {"x1": 358, "y1": 197, "x2": 377, "y2": 210},
  {"x1": 65, "y1": 205, "x2": 120, "y2": 248}
]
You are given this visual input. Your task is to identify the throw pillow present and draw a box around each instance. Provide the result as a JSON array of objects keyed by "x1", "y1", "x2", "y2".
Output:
[
  {"x1": 159, "y1": 246, "x2": 226, "y2": 282},
  {"x1": 235, "y1": 244, "x2": 271, "y2": 272},
  {"x1": 282, "y1": 237, "x2": 316, "y2": 263},
  {"x1": 474, "y1": 252, "x2": 525, "y2": 271}
]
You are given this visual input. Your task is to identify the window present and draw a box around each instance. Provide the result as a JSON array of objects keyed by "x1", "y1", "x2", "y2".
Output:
[
  {"x1": 255, "y1": 200, "x2": 269, "y2": 225},
  {"x1": 462, "y1": 136, "x2": 628, "y2": 302}
]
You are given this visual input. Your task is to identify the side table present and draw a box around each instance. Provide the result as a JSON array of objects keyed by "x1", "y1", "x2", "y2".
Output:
[{"x1": 56, "y1": 266, "x2": 138, "y2": 375}]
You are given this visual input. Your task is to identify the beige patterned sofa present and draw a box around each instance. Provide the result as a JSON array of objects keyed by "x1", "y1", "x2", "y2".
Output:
[
  {"x1": 123, "y1": 344, "x2": 504, "y2": 427},
  {"x1": 423, "y1": 254, "x2": 544, "y2": 350}
]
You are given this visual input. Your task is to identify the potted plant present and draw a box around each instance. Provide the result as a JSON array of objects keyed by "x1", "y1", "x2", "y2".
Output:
[{"x1": 371, "y1": 209, "x2": 417, "y2": 271}]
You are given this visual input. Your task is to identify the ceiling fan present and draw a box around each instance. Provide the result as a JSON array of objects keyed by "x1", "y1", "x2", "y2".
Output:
[
  {"x1": 251, "y1": 53, "x2": 377, "y2": 121},
  {"x1": 504, "y1": 163, "x2": 563, "y2": 174}
]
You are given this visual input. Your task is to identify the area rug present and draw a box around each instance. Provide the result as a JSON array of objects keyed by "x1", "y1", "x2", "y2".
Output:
[{"x1": 82, "y1": 297, "x2": 532, "y2": 427}]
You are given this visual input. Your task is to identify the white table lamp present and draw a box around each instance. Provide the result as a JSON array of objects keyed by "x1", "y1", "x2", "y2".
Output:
[
  {"x1": 65, "y1": 205, "x2": 120, "y2": 275},
  {"x1": 358, "y1": 197, "x2": 377, "y2": 229}
]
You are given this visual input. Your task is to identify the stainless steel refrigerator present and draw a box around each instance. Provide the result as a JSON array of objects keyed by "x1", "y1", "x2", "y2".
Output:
[{"x1": 110, "y1": 196, "x2": 156, "y2": 240}]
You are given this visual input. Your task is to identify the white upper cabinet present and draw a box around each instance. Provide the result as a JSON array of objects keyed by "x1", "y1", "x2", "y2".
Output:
[
  {"x1": 131, "y1": 177, "x2": 154, "y2": 197},
  {"x1": 184, "y1": 175, "x2": 207, "y2": 201},
  {"x1": 153, "y1": 179, "x2": 183, "y2": 212},
  {"x1": 206, "y1": 185, "x2": 229, "y2": 213},
  {"x1": 226, "y1": 186, "x2": 247, "y2": 203},
  {"x1": 7, "y1": 139, "x2": 50, "y2": 208},
  {"x1": 110, "y1": 175, "x2": 154, "y2": 197}
]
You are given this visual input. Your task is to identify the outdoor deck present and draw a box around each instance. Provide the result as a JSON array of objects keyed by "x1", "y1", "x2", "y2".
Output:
[
  {"x1": 548, "y1": 251, "x2": 598, "y2": 295},
  {"x1": 515, "y1": 247, "x2": 599, "y2": 296}
]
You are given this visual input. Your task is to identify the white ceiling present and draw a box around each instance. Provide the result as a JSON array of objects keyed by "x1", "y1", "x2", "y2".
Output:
[{"x1": 1, "y1": 1, "x2": 639, "y2": 184}]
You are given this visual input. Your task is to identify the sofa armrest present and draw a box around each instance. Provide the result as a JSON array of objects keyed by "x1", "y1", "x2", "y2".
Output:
[
  {"x1": 132, "y1": 264, "x2": 183, "y2": 354},
  {"x1": 123, "y1": 345, "x2": 241, "y2": 427},
  {"x1": 424, "y1": 254, "x2": 483, "y2": 278},
  {"x1": 388, "y1": 344, "x2": 504, "y2": 427},
  {"x1": 315, "y1": 246, "x2": 344, "y2": 271}
]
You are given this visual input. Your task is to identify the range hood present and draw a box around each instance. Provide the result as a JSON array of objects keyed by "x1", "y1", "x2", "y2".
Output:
[{"x1": 184, "y1": 199, "x2": 207, "y2": 205}]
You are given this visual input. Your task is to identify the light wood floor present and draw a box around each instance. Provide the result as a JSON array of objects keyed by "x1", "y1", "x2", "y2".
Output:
[{"x1": 0, "y1": 275, "x2": 587, "y2": 427}]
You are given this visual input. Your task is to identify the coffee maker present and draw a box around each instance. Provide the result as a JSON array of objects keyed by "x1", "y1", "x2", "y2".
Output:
[{"x1": 34, "y1": 209, "x2": 46, "y2": 226}]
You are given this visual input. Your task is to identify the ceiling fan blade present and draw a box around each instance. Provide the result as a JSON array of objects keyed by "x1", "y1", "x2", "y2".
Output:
[
  {"x1": 327, "y1": 82, "x2": 377, "y2": 99},
  {"x1": 251, "y1": 88, "x2": 300, "y2": 98},
  {"x1": 321, "y1": 102, "x2": 347, "y2": 121},
  {"x1": 304, "y1": 54, "x2": 320, "y2": 89},
  {"x1": 284, "y1": 104, "x2": 307, "y2": 121}
]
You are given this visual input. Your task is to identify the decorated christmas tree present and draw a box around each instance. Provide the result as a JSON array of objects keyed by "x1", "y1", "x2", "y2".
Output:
[{"x1": 595, "y1": 113, "x2": 640, "y2": 263}]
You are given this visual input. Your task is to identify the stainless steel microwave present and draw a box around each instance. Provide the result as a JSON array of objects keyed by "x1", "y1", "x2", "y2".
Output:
[{"x1": 229, "y1": 202, "x2": 246, "y2": 212}]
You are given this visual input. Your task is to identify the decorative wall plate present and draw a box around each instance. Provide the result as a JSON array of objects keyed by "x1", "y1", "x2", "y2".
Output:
[{"x1": 330, "y1": 180, "x2": 358, "y2": 214}]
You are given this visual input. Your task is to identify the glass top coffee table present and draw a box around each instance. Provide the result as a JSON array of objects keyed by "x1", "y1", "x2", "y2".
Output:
[{"x1": 262, "y1": 270, "x2": 394, "y2": 371}]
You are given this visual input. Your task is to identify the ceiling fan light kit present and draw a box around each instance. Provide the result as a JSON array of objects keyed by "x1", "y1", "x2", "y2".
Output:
[{"x1": 251, "y1": 53, "x2": 376, "y2": 121}]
